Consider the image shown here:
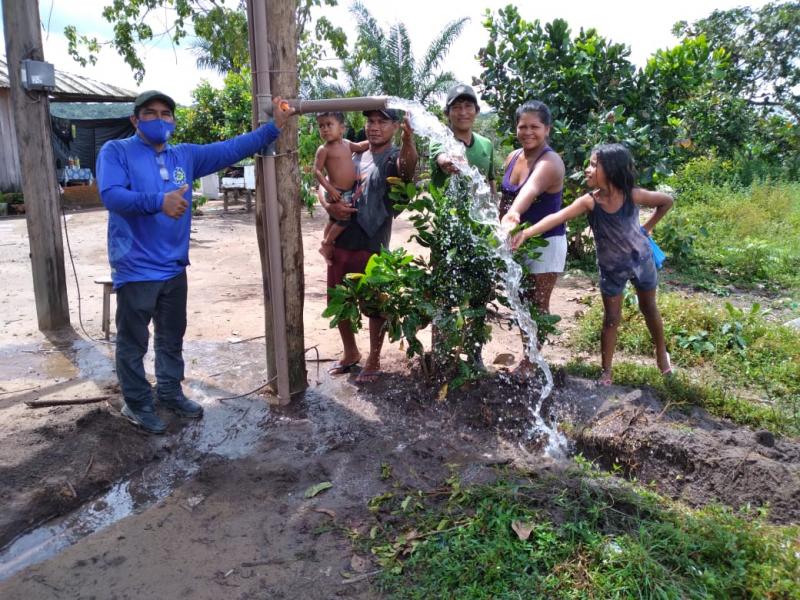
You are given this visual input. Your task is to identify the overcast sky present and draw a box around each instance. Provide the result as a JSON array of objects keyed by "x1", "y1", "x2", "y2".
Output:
[{"x1": 0, "y1": 0, "x2": 772, "y2": 106}]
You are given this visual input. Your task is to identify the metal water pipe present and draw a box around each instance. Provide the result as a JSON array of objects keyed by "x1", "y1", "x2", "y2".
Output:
[{"x1": 258, "y1": 95, "x2": 390, "y2": 122}]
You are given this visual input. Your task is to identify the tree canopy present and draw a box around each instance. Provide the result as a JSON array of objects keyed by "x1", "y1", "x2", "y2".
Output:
[
  {"x1": 65, "y1": 0, "x2": 346, "y2": 85},
  {"x1": 478, "y1": 1, "x2": 800, "y2": 185}
]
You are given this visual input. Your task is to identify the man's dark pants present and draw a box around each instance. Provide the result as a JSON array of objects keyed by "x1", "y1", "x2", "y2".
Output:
[{"x1": 115, "y1": 271, "x2": 187, "y2": 409}]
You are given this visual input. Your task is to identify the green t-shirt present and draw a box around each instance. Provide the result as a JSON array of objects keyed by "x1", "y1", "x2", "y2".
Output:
[{"x1": 429, "y1": 131, "x2": 495, "y2": 189}]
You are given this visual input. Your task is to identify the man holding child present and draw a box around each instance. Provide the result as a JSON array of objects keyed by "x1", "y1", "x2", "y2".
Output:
[{"x1": 318, "y1": 108, "x2": 418, "y2": 384}]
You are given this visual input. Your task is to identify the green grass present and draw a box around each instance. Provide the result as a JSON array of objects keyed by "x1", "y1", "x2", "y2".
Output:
[
  {"x1": 569, "y1": 291, "x2": 800, "y2": 435},
  {"x1": 659, "y1": 177, "x2": 800, "y2": 291},
  {"x1": 362, "y1": 466, "x2": 800, "y2": 599}
]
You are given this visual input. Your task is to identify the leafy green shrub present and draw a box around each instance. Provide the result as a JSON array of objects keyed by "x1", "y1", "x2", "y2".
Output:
[
  {"x1": 0, "y1": 192, "x2": 24, "y2": 205},
  {"x1": 191, "y1": 195, "x2": 207, "y2": 215},
  {"x1": 324, "y1": 179, "x2": 556, "y2": 386},
  {"x1": 297, "y1": 114, "x2": 322, "y2": 213},
  {"x1": 323, "y1": 247, "x2": 432, "y2": 359},
  {"x1": 670, "y1": 155, "x2": 742, "y2": 202}
]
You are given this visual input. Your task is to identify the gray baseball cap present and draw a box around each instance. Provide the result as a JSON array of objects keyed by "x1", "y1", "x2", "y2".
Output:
[
  {"x1": 133, "y1": 90, "x2": 176, "y2": 113},
  {"x1": 445, "y1": 84, "x2": 479, "y2": 109}
]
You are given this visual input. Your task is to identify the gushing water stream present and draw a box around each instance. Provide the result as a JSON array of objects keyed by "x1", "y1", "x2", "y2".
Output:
[{"x1": 386, "y1": 97, "x2": 565, "y2": 455}]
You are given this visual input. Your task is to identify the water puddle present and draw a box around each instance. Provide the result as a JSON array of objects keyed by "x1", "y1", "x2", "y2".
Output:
[
  {"x1": 0, "y1": 380, "x2": 271, "y2": 581},
  {"x1": 386, "y1": 97, "x2": 565, "y2": 455}
]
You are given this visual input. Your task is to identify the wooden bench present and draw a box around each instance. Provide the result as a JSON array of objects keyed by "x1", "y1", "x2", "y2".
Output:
[
  {"x1": 94, "y1": 276, "x2": 115, "y2": 340},
  {"x1": 222, "y1": 187, "x2": 253, "y2": 212}
]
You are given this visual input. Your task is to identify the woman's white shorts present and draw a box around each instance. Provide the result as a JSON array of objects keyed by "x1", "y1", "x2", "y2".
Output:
[{"x1": 523, "y1": 234, "x2": 567, "y2": 274}]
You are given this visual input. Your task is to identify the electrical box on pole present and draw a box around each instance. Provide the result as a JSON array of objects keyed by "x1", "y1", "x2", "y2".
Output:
[{"x1": 20, "y1": 59, "x2": 56, "y2": 91}]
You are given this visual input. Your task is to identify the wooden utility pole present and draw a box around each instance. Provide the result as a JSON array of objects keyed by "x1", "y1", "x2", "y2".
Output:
[
  {"x1": 2, "y1": 0, "x2": 70, "y2": 331},
  {"x1": 246, "y1": 0, "x2": 307, "y2": 401}
]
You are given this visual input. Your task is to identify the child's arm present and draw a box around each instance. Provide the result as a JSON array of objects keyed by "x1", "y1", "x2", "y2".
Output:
[
  {"x1": 347, "y1": 140, "x2": 369, "y2": 154},
  {"x1": 501, "y1": 155, "x2": 565, "y2": 228},
  {"x1": 396, "y1": 116, "x2": 418, "y2": 181},
  {"x1": 313, "y1": 145, "x2": 341, "y2": 202},
  {"x1": 633, "y1": 188, "x2": 674, "y2": 234},
  {"x1": 510, "y1": 194, "x2": 593, "y2": 250}
]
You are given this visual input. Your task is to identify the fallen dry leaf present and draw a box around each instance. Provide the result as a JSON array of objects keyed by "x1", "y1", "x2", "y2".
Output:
[
  {"x1": 313, "y1": 508, "x2": 337, "y2": 519},
  {"x1": 511, "y1": 520, "x2": 533, "y2": 541},
  {"x1": 437, "y1": 384, "x2": 448, "y2": 403}
]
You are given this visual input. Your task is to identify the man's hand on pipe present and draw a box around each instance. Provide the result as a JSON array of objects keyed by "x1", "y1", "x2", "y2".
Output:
[{"x1": 272, "y1": 96, "x2": 296, "y2": 129}]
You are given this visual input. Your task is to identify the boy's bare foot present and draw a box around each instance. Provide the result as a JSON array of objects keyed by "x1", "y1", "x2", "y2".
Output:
[{"x1": 319, "y1": 242, "x2": 334, "y2": 266}]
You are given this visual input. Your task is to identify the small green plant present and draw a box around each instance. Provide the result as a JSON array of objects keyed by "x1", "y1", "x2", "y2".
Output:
[
  {"x1": 720, "y1": 301, "x2": 763, "y2": 356},
  {"x1": 675, "y1": 328, "x2": 715, "y2": 355},
  {"x1": 658, "y1": 213, "x2": 708, "y2": 265},
  {"x1": 0, "y1": 192, "x2": 24, "y2": 205}
]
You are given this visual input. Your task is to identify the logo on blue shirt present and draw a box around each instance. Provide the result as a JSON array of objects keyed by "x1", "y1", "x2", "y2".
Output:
[{"x1": 173, "y1": 166, "x2": 186, "y2": 184}]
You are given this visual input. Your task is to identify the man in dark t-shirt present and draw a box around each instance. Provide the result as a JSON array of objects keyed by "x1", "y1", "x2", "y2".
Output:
[{"x1": 318, "y1": 108, "x2": 418, "y2": 383}]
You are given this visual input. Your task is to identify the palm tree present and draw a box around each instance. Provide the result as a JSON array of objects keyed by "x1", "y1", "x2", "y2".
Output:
[
  {"x1": 304, "y1": 55, "x2": 379, "y2": 100},
  {"x1": 349, "y1": 1, "x2": 468, "y2": 107},
  {"x1": 189, "y1": 6, "x2": 250, "y2": 75}
]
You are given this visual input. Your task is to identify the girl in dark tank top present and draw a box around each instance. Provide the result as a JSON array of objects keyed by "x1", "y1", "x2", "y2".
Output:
[{"x1": 508, "y1": 143, "x2": 675, "y2": 386}]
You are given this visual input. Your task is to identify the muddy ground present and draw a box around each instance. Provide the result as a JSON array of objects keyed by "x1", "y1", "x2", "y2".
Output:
[{"x1": 0, "y1": 201, "x2": 798, "y2": 598}]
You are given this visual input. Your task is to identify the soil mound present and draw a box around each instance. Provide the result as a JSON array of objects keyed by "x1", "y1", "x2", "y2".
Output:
[{"x1": 571, "y1": 385, "x2": 800, "y2": 523}]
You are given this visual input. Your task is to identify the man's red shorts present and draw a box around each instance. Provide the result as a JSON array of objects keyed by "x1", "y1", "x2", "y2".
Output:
[{"x1": 326, "y1": 247, "x2": 374, "y2": 299}]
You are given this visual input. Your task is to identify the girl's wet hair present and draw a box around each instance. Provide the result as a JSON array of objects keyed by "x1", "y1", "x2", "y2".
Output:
[
  {"x1": 593, "y1": 143, "x2": 637, "y2": 201},
  {"x1": 515, "y1": 100, "x2": 552, "y2": 126}
]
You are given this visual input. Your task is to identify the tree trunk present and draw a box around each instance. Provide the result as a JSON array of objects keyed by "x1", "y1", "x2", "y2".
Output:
[
  {"x1": 247, "y1": 0, "x2": 307, "y2": 397},
  {"x1": 2, "y1": 0, "x2": 71, "y2": 331},
  {"x1": 267, "y1": 0, "x2": 306, "y2": 393}
]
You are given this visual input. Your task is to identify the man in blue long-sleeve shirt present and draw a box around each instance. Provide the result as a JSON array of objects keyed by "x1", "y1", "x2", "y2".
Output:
[{"x1": 97, "y1": 90, "x2": 294, "y2": 433}]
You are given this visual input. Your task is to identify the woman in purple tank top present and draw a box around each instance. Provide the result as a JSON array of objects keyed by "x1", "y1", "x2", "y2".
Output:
[
  {"x1": 499, "y1": 101, "x2": 567, "y2": 375},
  {"x1": 511, "y1": 144, "x2": 674, "y2": 386}
]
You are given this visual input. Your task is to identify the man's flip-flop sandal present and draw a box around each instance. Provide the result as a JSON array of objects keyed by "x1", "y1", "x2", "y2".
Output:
[
  {"x1": 328, "y1": 360, "x2": 359, "y2": 375},
  {"x1": 355, "y1": 370, "x2": 383, "y2": 385}
]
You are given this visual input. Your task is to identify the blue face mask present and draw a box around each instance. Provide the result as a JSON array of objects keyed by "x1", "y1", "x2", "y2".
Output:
[{"x1": 138, "y1": 119, "x2": 175, "y2": 145}]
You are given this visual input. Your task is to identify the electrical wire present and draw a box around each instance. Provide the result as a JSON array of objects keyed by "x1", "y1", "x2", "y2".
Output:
[
  {"x1": 217, "y1": 346, "x2": 321, "y2": 402},
  {"x1": 61, "y1": 204, "x2": 114, "y2": 346},
  {"x1": 217, "y1": 375, "x2": 278, "y2": 402}
]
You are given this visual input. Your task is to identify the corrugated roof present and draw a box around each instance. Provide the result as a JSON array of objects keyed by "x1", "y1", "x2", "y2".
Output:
[
  {"x1": 0, "y1": 56, "x2": 136, "y2": 102},
  {"x1": 50, "y1": 102, "x2": 134, "y2": 120}
]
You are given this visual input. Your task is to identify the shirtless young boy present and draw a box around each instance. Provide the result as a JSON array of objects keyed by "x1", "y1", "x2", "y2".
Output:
[{"x1": 314, "y1": 112, "x2": 369, "y2": 265}]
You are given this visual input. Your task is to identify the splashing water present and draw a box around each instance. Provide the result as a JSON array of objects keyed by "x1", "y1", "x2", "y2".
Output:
[{"x1": 386, "y1": 97, "x2": 565, "y2": 455}]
